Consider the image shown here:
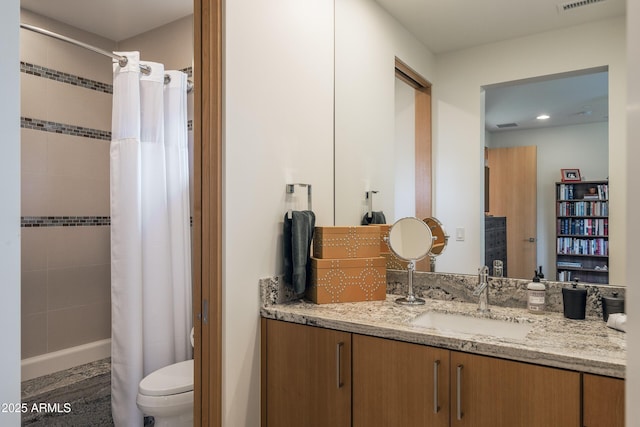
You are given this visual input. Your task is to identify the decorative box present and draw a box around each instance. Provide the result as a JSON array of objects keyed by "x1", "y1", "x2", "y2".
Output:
[
  {"x1": 307, "y1": 257, "x2": 387, "y2": 304},
  {"x1": 378, "y1": 225, "x2": 409, "y2": 270},
  {"x1": 379, "y1": 225, "x2": 391, "y2": 254},
  {"x1": 313, "y1": 226, "x2": 381, "y2": 259}
]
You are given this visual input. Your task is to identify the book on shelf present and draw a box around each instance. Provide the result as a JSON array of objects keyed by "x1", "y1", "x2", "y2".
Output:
[{"x1": 557, "y1": 261, "x2": 582, "y2": 268}]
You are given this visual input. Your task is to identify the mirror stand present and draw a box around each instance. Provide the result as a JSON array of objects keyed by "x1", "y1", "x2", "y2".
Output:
[{"x1": 395, "y1": 260, "x2": 425, "y2": 305}]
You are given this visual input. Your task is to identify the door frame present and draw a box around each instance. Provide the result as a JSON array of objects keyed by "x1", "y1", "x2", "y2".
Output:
[
  {"x1": 194, "y1": 0, "x2": 222, "y2": 425},
  {"x1": 394, "y1": 58, "x2": 432, "y2": 220}
]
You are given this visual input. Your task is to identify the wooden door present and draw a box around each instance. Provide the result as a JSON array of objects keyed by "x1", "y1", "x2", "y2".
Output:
[
  {"x1": 353, "y1": 334, "x2": 449, "y2": 427},
  {"x1": 583, "y1": 374, "x2": 625, "y2": 427},
  {"x1": 487, "y1": 146, "x2": 537, "y2": 279},
  {"x1": 263, "y1": 320, "x2": 351, "y2": 427},
  {"x1": 450, "y1": 351, "x2": 580, "y2": 427}
]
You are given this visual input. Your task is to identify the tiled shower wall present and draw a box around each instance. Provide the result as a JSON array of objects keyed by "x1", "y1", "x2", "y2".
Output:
[{"x1": 20, "y1": 9, "x2": 194, "y2": 360}]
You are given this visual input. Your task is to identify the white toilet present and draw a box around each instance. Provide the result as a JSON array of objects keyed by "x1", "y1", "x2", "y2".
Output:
[
  {"x1": 136, "y1": 329, "x2": 194, "y2": 427},
  {"x1": 136, "y1": 358, "x2": 194, "y2": 427}
]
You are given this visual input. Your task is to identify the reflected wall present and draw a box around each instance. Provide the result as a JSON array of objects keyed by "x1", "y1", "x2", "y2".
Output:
[{"x1": 433, "y1": 17, "x2": 626, "y2": 284}]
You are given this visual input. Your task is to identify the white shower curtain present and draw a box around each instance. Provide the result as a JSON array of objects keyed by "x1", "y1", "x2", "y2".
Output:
[{"x1": 110, "y1": 52, "x2": 192, "y2": 426}]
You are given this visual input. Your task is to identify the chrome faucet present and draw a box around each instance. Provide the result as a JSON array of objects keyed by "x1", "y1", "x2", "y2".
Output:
[{"x1": 473, "y1": 266, "x2": 490, "y2": 314}]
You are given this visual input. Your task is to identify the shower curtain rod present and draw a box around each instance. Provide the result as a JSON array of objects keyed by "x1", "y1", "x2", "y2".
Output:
[{"x1": 20, "y1": 23, "x2": 193, "y2": 92}]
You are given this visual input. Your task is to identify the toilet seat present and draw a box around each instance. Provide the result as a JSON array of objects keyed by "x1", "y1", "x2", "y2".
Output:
[{"x1": 138, "y1": 359, "x2": 193, "y2": 396}]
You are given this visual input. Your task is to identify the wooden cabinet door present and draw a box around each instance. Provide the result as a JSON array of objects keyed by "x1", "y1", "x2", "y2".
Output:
[
  {"x1": 450, "y1": 351, "x2": 580, "y2": 427},
  {"x1": 264, "y1": 319, "x2": 351, "y2": 427},
  {"x1": 583, "y1": 374, "x2": 624, "y2": 427},
  {"x1": 353, "y1": 334, "x2": 449, "y2": 427}
]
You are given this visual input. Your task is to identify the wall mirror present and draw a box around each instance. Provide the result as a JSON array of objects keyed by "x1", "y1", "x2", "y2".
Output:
[
  {"x1": 483, "y1": 69, "x2": 609, "y2": 281},
  {"x1": 334, "y1": 0, "x2": 621, "y2": 285}
]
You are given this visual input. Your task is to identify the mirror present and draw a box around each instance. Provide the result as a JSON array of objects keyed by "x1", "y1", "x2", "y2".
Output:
[
  {"x1": 334, "y1": 0, "x2": 623, "y2": 285},
  {"x1": 484, "y1": 69, "x2": 608, "y2": 281},
  {"x1": 387, "y1": 217, "x2": 433, "y2": 305},
  {"x1": 424, "y1": 217, "x2": 449, "y2": 271}
]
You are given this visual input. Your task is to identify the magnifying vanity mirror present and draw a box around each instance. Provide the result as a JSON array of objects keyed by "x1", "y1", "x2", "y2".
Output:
[{"x1": 387, "y1": 217, "x2": 434, "y2": 305}]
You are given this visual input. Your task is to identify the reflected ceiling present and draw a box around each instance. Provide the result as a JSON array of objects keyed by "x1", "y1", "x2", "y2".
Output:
[{"x1": 485, "y1": 70, "x2": 609, "y2": 132}]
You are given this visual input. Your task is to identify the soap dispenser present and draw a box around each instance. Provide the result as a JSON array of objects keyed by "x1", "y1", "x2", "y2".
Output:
[
  {"x1": 527, "y1": 271, "x2": 546, "y2": 313},
  {"x1": 562, "y1": 279, "x2": 587, "y2": 320}
]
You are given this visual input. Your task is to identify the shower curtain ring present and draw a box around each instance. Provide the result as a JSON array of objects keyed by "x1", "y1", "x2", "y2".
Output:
[{"x1": 118, "y1": 56, "x2": 128, "y2": 68}]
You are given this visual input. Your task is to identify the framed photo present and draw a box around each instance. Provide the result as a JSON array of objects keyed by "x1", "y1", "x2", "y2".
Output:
[{"x1": 561, "y1": 168, "x2": 581, "y2": 182}]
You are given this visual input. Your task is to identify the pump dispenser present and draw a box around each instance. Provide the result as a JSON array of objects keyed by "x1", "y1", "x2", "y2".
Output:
[{"x1": 527, "y1": 271, "x2": 546, "y2": 313}]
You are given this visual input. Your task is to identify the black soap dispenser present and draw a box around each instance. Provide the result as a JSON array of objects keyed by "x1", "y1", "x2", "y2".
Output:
[{"x1": 562, "y1": 279, "x2": 587, "y2": 320}]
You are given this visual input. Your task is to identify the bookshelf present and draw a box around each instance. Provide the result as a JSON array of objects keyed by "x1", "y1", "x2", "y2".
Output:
[{"x1": 556, "y1": 181, "x2": 609, "y2": 284}]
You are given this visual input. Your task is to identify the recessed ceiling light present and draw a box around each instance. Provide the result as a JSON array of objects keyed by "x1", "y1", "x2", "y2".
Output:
[{"x1": 536, "y1": 114, "x2": 550, "y2": 120}]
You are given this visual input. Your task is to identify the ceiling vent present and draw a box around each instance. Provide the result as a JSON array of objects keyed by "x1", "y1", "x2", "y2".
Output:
[
  {"x1": 557, "y1": 0, "x2": 607, "y2": 13},
  {"x1": 496, "y1": 122, "x2": 518, "y2": 129}
]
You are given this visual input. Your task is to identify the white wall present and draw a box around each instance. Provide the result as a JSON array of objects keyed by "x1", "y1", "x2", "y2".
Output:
[
  {"x1": 0, "y1": 0, "x2": 21, "y2": 425},
  {"x1": 488, "y1": 122, "x2": 609, "y2": 281},
  {"x1": 334, "y1": 0, "x2": 435, "y2": 225},
  {"x1": 434, "y1": 17, "x2": 626, "y2": 281},
  {"x1": 224, "y1": 1, "x2": 334, "y2": 425},
  {"x1": 626, "y1": 0, "x2": 640, "y2": 422}
]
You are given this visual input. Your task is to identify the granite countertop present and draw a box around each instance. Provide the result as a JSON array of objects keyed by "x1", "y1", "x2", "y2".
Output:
[{"x1": 261, "y1": 294, "x2": 626, "y2": 378}]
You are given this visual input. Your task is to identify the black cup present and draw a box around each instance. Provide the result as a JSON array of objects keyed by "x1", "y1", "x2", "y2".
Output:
[
  {"x1": 562, "y1": 285, "x2": 587, "y2": 320},
  {"x1": 602, "y1": 292, "x2": 625, "y2": 321}
]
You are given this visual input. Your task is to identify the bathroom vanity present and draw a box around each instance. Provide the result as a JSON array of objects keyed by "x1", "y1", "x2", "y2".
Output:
[{"x1": 260, "y1": 295, "x2": 625, "y2": 427}]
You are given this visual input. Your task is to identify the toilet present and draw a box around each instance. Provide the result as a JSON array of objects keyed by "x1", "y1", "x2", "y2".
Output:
[
  {"x1": 136, "y1": 359, "x2": 193, "y2": 427},
  {"x1": 136, "y1": 329, "x2": 194, "y2": 427}
]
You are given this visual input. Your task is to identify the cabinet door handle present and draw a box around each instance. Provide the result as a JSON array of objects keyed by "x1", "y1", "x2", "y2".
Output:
[
  {"x1": 456, "y1": 364, "x2": 464, "y2": 421},
  {"x1": 433, "y1": 360, "x2": 440, "y2": 413},
  {"x1": 336, "y1": 342, "x2": 344, "y2": 389}
]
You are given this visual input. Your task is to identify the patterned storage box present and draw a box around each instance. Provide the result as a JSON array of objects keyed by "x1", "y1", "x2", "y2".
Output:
[
  {"x1": 378, "y1": 224, "x2": 409, "y2": 270},
  {"x1": 307, "y1": 257, "x2": 386, "y2": 304},
  {"x1": 313, "y1": 226, "x2": 381, "y2": 259},
  {"x1": 379, "y1": 225, "x2": 392, "y2": 254}
]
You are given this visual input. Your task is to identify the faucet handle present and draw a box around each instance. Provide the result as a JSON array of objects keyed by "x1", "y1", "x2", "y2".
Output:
[{"x1": 478, "y1": 265, "x2": 489, "y2": 281}]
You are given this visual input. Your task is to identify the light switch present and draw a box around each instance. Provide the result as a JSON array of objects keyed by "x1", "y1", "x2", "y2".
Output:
[{"x1": 456, "y1": 227, "x2": 465, "y2": 241}]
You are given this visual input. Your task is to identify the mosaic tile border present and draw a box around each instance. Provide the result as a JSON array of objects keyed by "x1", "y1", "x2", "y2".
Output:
[
  {"x1": 21, "y1": 61, "x2": 113, "y2": 94},
  {"x1": 21, "y1": 216, "x2": 194, "y2": 228},
  {"x1": 21, "y1": 117, "x2": 111, "y2": 141},
  {"x1": 22, "y1": 62, "x2": 192, "y2": 93},
  {"x1": 21, "y1": 216, "x2": 111, "y2": 228}
]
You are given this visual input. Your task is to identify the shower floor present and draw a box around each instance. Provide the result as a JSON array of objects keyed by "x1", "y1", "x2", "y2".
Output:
[{"x1": 21, "y1": 358, "x2": 113, "y2": 426}]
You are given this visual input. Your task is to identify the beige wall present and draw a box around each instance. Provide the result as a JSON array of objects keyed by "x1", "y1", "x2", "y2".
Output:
[{"x1": 20, "y1": 10, "x2": 114, "y2": 360}]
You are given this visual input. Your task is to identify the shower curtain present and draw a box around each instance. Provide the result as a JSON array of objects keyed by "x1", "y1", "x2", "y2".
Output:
[{"x1": 110, "y1": 51, "x2": 192, "y2": 426}]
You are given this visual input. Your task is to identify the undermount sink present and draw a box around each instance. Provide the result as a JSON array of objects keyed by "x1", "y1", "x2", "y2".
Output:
[{"x1": 410, "y1": 311, "x2": 533, "y2": 340}]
